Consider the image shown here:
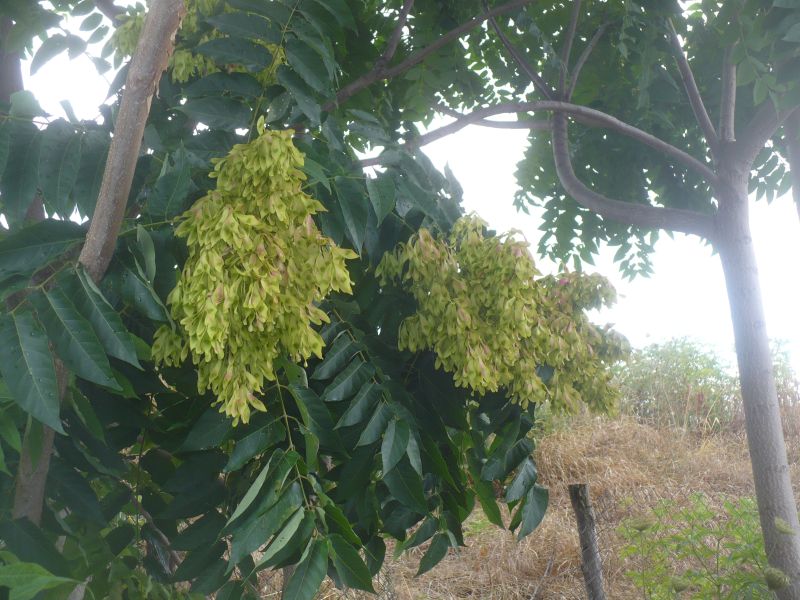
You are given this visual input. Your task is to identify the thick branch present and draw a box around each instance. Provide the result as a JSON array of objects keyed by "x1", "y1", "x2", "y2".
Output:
[
  {"x1": 364, "y1": 101, "x2": 716, "y2": 182},
  {"x1": 78, "y1": 0, "x2": 184, "y2": 282},
  {"x1": 482, "y1": 0, "x2": 554, "y2": 100},
  {"x1": 559, "y1": 0, "x2": 581, "y2": 94},
  {"x1": 327, "y1": 0, "x2": 535, "y2": 111},
  {"x1": 94, "y1": 0, "x2": 125, "y2": 23},
  {"x1": 734, "y1": 102, "x2": 797, "y2": 169},
  {"x1": 667, "y1": 20, "x2": 719, "y2": 153},
  {"x1": 437, "y1": 104, "x2": 549, "y2": 130},
  {"x1": 720, "y1": 44, "x2": 736, "y2": 142},
  {"x1": 567, "y1": 24, "x2": 607, "y2": 100},
  {"x1": 551, "y1": 112, "x2": 715, "y2": 238}
]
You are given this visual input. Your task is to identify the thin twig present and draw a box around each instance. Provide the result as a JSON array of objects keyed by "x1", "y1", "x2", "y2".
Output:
[
  {"x1": 378, "y1": 0, "x2": 415, "y2": 69},
  {"x1": 567, "y1": 23, "x2": 608, "y2": 100},
  {"x1": 529, "y1": 549, "x2": 556, "y2": 600},
  {"x1": 667, "y1": 19, "x2": 718, "y2": 153},
  {"x1": 130, "y1": 494, "x2": 181, "y2": 572},
  {"x1": 363, "y1": 100, "x2": 716, "y2": 182},
  {"x1": 482, "y1": 0, "x2": 554, "y2": 99},
  {"x1": 550, "y1": 112, "x2": 715, "y2": 238},
  {"x1": 719, "y1": 44, "x2": 737, "y2": 142},
  {"x1": 559, "y1": 0, "x2": 582, "y2": 95},
  {"x1": 326, "y1": 0, "x2": 535, "y2": 110}
]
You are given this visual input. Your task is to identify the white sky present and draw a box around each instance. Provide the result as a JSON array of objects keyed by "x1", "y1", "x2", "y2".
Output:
[{"x1": 21, "y1": 40, "x2": 800, "y2": 375}]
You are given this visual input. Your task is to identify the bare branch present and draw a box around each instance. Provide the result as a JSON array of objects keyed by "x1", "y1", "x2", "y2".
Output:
[
  {"x1": 567, "y1": 23, "x2": 608, "y2": 100},
  {"x1": 482, "y1": 0, "x2": 554, "y2": 100},
  {"x1": 551, "y1": 113, "x2": 715, "y2": 238},
  {"x1": 734, "y1": 102, "x2": 797, "y2": 169},
  {"x1": 79, "y1": 0, "x2": 185, "y2": 282},
  {"x1": 667, "y1": 20, "x2": 719, "y2": 153},
  {"x1": 378, "y1": 0, "x2": 415, "y2": 69},
  {"x1": 363, "y1": 101, "x2": 716, "y2": 182},
  {"x1": 720, "y1": 44, "x2": 737, "y2": 142},
  {"x1": 559, "y1": 0, "x2": 582, "y2": 94},
  {"x1": 437, "y1": 103, "x2": 550, "y2": 130},
  {"x1": 326, "y1": 0, "x2": 535, "y2": 111},
  {"x1": 94, "y1": 0, "x2": 125, "y2": 23}
]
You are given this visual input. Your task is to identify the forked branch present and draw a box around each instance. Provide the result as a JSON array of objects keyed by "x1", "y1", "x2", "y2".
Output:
[
  {"x1": 482, "y1": 0, "x2": 554, "y2": 100},
  {"x1": 551, "y1": 113, "x2": 715, "y2": 238},
  {"x1": 327, "y1": 0, "x2": 536, "y2": 110},
  {"x1": 667, "y1": 20, "x2": 719, "y2": 153},
  {"x1": 362, "y1": 101, "x2": 716, "y2": 183}
]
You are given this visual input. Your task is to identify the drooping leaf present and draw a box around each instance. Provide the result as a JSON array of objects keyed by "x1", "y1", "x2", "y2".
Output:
[
  {"x1": 288, "y1": 383, "x2": 342, "y2": 452},
  {"x1": 1, "y1": 121, "x2": 41, "y2": 226},
  {"x1": 416, "y1": 533, "x2": 450, "y2": 576},
  {"x1": 505, "y1": 458, "x2": 538, "y2": 503},
  {"x1": 30, "y1": 288, "x2": 119, "y2": 390},
  {"x1": 282, "y1": 539, "x2": 329, "y2": 600},
  {"x1": 67, "y1": 268, "x2": 140, "y2": 367},
  {"x1": 197, "y1": 38, "x2": 272, "y2": 72},
  {"x1": 366, "y1": 175, "x2": 396, "y2": 226},
  {"x1": 356, "y1": 400, "x2": 391, "y2": 446},
  {"x1": 381, "y1": 418, "x2": 410, "y2": 475},
  {"x1": 329, "y1": 534, "x2": 375, "y2": 592},
  {"x1": 205, "y1": 12, "x2": 281, "y2": 43},
  {"x1": 336, "y1": 381, "x2": 382, "y2": 429},
  {"x1": 254, "y1": 511, "x2": 316, "y2": 571},
  {"x1": 285, "y1": 38, "x2": 330, "y2": 92},
  {"x1": 517, "y1": 484, "x2": 549, "y2": 539},
  {"x1": 73, "y1": 130, "x2": 109, "y2": 218},
  {"x1": 383, "y1": 457, "x2": 427, "y2": 514},
  {"x1": 147, "y1": 145, "x2": 193, "y2": 218},
  {"x1": 30, "y1": 35, "x2": 70, "y2": 74},
  {"x1": 277, "y1": 67, "x2": 321, "y2": 125},
  {"x1": 0, "y1": 219, "x2": 85, "y2": 284},
  {"x1": 177, "y1": 97, "x2": 252, "y2": 130},
  {"x1": 225, "y1": 419, "x2": 285, "y2": 472},
  {"x1": 38, "y1": 119, "x2": 82, "y2": 216},
  {"x1": 120, "y1": 267, "x2": 169, "y2": 321},
  {"x1": 181, "y1": 407, "x2": 234, "y2": 451},
  {"x1": 0, "y1": 312, "x2": 62, "y2": 433},
  {"x1": 334, "y1": 176, "x2": 368, "y2": 252},
  {"x1": 321, "y1": 358, "x2": 374, "y2": 402},
  {"x1": 252, "y1": 507, "x2": 305, "y2": 571},
  {"x1": 311, "y1": 336, "x2": 359, "y2": 381}
]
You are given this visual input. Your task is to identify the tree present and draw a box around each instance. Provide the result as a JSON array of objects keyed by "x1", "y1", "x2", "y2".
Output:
[{"x1": 0, "y1": 1, "x2": 628, "y2": 599}]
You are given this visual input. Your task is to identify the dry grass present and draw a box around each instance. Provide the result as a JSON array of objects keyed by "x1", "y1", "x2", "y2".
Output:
[{"x1": 258, "y1": 414, "x2": 800, "y2": 599}]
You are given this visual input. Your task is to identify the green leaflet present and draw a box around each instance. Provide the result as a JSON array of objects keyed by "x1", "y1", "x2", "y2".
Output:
[{"x1": 0, "y1": 311, "x2": 62, "y2": 433}]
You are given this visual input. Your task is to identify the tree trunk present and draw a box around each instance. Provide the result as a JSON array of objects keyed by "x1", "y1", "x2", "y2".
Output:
[
  {"x1": 568, "y1": 484, "x2": 606, "y2": 600},
  {"x1": 716, "y1": 176, "x2": 800, "y2": 598}
]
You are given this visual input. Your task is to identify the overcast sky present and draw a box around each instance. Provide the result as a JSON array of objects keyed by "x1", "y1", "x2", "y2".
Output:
[{"x1": 21, "y1": 34, "x2": 800, "y2": 374}]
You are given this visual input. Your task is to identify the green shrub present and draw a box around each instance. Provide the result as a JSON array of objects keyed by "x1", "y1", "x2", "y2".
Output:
[{"x1": 619, "y1": 494, "x2": 790, "y2": 598}]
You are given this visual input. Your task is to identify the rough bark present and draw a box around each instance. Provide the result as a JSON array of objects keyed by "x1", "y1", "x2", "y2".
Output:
[
  {"x1": 714, "y1": 162, "x2": 800, "y2": 598},
  {"x1": 568, "y1": 484, "x2": 606, "y2": 600},
  {"x1": 78, "y1": 0, "x2": 185, "y2": 281}
]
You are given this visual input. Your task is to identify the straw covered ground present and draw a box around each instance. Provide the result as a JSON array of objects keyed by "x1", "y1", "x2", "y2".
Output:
[{"x1": 258, "y1": 413, "x2": 800, "y2": 599}]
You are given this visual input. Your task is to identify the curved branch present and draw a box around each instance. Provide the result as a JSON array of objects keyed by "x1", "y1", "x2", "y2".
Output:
[
  {"x1": 551, "y1": 112, "x2": 715, "y2": 238},
  {"x1": 482, "y1": 0, "x2": 554, "y2": 100},
  {"x1": 667, "y1": 20, "x2": 719, "y2": 153},
  {"x1": 720, "y1": 44, "x2": 736, "y2": 142},
  {"x1": 363, "y1": 101, "x2": 716, "y2": 182},
  {"x1": 326, "y1": 0, "x2": 535, "y2": 110},
  {"x1": 378, "y1": 0, "x2": 415, "y2": 69},
  {"x1": 79, "y1": 0, "x2": 185, "y2": 281},
  {"x1": 567, "y1": 23, "x2": 607, "y2": 100}
]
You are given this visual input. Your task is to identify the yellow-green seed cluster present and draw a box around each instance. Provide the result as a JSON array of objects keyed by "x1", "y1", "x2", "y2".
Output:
[
  {"x1": 376, "y1": 216, "x2": 627, "y2": 411},
  {"x1": 152, "y1": 125, "x2": 357, "y2": 424}
]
